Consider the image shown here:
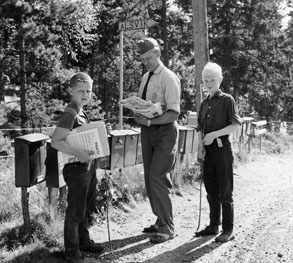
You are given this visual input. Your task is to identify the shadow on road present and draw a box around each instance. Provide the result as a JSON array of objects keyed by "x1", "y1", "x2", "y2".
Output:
[
  {"x1": 142, "y1": 236, "x2": 222, "y2": 263},
  {"x1": 98, "y1": 233, "x2": 153, "y2": 261}
]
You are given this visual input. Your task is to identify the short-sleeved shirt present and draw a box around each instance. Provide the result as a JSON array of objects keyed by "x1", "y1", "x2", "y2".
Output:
[
  {"x1": 57, "y1": 102, "x2": 90, "y2": 130},
  {"x1": 197, "y1": 90, "x2": 242, "y2": 135},
  {"x1": 138, "y1": 61, "x2": 181, "y2": 114}
]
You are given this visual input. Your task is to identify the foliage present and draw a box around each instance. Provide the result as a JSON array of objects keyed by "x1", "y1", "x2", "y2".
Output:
[{"x1": 1, "y1": 0, "x2": 293, "y2": 127}]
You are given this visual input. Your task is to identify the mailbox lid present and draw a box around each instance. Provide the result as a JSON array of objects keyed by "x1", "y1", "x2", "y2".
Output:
[
  {"x1": 109, "y1": 130, "x2": 127, "y2": 137},
  {"x1": 15, "y1": 133, "x2": 49, "y2": 143}
]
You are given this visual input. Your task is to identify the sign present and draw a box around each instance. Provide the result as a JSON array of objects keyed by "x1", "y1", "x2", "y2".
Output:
[{"x1": 119, "y1": 19, "x2": 157, "y2": 31}]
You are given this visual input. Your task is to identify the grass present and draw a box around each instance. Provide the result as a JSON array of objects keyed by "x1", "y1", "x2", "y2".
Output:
[{"x1": 0, "y1": 131, "x2": 292, "y2": 262}]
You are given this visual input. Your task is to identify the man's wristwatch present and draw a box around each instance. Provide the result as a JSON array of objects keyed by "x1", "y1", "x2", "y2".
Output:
[{"x1": 147, "y1": 119, "x2": 151, "y2": 126}]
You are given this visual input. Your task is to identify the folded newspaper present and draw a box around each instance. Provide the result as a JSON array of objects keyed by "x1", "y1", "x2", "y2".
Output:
[
  {"x1": 58, "y1": 121, "x2": 110, "y2": 165},
  {"x1": 119, "y1": 96, "x2": 163, "y2": 119}
]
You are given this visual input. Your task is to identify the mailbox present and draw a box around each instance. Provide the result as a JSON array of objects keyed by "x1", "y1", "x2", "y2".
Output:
[
  {"x1": 185, "y1": 126, "x2": 194, "y2": 153},
  {"x1": 45, "y1": 141, "x2": 66, "y2": 188},
  {"x1": 109, "y1": 130, "x2": 126, "y2": 170},
  {"x1": 132, "y1": 128, "x2": 143, "y2": 165},
  {"x1": 187, "y1": 111, "x2": 198, "y2": 127},
  {"x1": 15, "y1": 133, "x2": 49, "y2": 187},
  {"x1": 240, "y1": 117, "x2": 254, "y2": 137},
  {"x1": 191, "y1": 128, "x2": 198, "y2": 153},
  {"x1": 123, "y1": 129, "x2": 139, "y2": 167},
  {"x1": 178, "y1": 125, "x2": 187, "y2": 154}
]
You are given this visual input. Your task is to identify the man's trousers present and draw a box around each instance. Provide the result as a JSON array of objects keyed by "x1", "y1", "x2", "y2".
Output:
[{"x1": 141, "y1": 122, "x2": 178, "y2": 235}]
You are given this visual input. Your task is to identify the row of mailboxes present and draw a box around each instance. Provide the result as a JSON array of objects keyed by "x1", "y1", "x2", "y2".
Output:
[{"x1": 14, "y1": 126, "x2": 198, "y2": 188}]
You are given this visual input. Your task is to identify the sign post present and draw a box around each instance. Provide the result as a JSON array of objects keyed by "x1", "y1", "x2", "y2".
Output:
[{"x1": 118, "y1": 19, "x2": 157, "y2": 129}]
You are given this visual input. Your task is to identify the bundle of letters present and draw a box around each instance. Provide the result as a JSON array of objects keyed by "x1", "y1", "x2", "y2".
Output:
[{"x1": 120, "y1": 96, "x2": 163, "y2": 119}]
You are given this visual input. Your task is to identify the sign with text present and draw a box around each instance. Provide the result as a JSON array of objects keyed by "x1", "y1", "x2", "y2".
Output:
[{"x1": 119, "y1": 19, "x2": 157, "y2": 31}]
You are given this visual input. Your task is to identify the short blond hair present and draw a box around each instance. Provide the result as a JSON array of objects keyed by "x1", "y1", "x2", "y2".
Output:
[
  {"x1": 202, "y1": 62, "x2": 223, "y2": 79},
  {"x1": 70, "y1": 72, "x2": 93, "y2": 87}
]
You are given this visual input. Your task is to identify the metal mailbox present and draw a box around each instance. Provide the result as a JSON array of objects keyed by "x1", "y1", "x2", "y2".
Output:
[
  {"x1": 132, "y1": 127, "x2": 143, "y2": 165},
  {"x1": 45, "y1": 141, "x2": 66, "y2": 188},
  {"x1": 190, "y1": 127, "x2": 198, "y2": 153},
  {"x1": 123, "y1": 129, "x2": 139, "y2": 167},
  {"x1": 178, "y1": 125, "x2": 188, "y2": 154},
  {"x1": 15, "y1": 133, "x2": 49, "y2": 187},
  {"x1": 109, "y1": 130, "x2": 126, "y2": 170},
  {"x1": 185, "y1": 126, "x2": 194, "y2": 153}
]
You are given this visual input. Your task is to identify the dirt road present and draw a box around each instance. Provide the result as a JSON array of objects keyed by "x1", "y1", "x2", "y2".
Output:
[{"x1": 82, "y1": 148, "x2": 293, "y2": 263}]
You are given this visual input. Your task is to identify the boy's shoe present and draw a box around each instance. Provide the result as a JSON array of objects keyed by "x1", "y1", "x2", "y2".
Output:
[
  {"x1": 215, "y1": 231, "x2": 235, "y2": 243},
  {"x1": 150, "y1": 232, "x2": 174, "y2": 244},
  {"x1": 143, "y1": 225, "x2": 158, "y2": 233},
  {"x1": 79, "y1": 240, "x2": 104, "y2": 253},
  {"x1": 195, "y1": 225, "x2": 219, "y2": 237},
  {"x1": 65, "y1": 251, "x2": 84, "y2": 263}
]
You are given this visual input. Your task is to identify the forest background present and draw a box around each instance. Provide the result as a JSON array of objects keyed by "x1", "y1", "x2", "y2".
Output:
[{"x1": 0, "y1": 0, "x2": 293, "y2": 130}]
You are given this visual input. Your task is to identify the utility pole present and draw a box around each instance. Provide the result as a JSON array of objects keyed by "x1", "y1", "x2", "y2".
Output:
[{"x1": 192, "y1": 0, "x2": 209, "y2": 111}]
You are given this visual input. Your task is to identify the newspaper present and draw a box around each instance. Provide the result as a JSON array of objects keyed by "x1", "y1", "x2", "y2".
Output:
[
  {"x1": 58, "y1": 121, "x2": 110, "y2": 165},
  {"x1": 119, "y1": 96, "x2": 163, "y2": 119}
]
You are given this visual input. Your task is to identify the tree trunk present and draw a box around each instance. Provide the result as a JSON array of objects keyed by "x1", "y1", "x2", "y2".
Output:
[
  {"x1": 192, "y1": 0, "x2": 209, "y2": 112},
  {"x1": 19, "y1": 16, "x2": 27, "y2": 129},
  {"x1": 161, "y1": 0, "x2": 169, "y2": 67}
]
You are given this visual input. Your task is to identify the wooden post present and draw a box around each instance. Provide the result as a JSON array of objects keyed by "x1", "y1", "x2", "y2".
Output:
[
  {"x1": 192, "y1": 0, "x2": 209, "y2": 111},
  {"x1": 21, "y1": 187, "x2": 31, "y2": 235},
  {"x1": 119, "y1": 30, "x2": 124, "y2": 129},
  {"x1": 48, "y1": 187, "x2": 59, "y2": 218}
]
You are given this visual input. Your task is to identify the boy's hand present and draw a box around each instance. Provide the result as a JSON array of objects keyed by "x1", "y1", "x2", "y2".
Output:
[
  {"x1": 197, "y1": 143, "x2": 206, "y2": 162},
  {"x1": 77, "y1": 150, "x2": 92, "y2": 163},
  {"x1": 203, "y1": 132, "x2": 216, "y2": 145}
]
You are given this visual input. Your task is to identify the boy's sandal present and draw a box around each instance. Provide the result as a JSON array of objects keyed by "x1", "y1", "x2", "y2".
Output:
[{"x1": 150, "y1": 233, "x2": 175, "y2": 244}]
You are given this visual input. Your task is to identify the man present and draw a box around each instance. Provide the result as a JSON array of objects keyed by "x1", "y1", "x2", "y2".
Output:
[
  {"x1": 134, "y1": 37, "x2": 181, "y2": 244},
  {"x1": 195, "y1": 62, "x2": 242, "y2": 243}
]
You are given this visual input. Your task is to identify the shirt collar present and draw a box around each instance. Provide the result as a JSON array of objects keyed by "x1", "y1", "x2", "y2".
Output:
[
  {"x1": 153, "y1": 61, "x2": 164, "y2": 75},
  {"x1": 207, "y1": 89, "x2": 222, "y2": 99}
]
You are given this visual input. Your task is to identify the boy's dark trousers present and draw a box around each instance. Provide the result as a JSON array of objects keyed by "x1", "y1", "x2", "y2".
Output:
[
  {"x1": 63, "y1": 161, "x2": 97, "y2": 256},
  {"x1": 203, "y1": 137, "x2": 234, "y2": 233}
]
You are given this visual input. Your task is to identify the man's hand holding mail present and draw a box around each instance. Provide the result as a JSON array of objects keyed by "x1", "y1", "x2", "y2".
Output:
[{"x1": 119, "y1": 96, "x2": 163, "y2": 119}]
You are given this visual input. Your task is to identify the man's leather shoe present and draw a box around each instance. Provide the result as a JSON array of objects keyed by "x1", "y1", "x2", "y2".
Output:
[
  {"x1": 143, "y1": 225, "x2": 158, "y2": 233},
  {"x1": 79, "y1": 240, "x2": 104, "y2": 253},
  {"x1": 215, "y1": 231, "x2": 235, "y2": 243},
  {"x1": 195, "y1": 225, "x2": 219, "y2": 237},
  {"x1": 150, "y1": 233, "x2": 174, "y2": 244}
]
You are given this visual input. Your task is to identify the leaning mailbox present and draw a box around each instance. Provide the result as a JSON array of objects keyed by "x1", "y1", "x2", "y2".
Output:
[
  {"x1": 15, "y1": 133, "x2": 49, "y2": 187},
  {"x1": 109, "y1": 130, "x2": 126, "y2": 170},
  {"x1": 123, "y1": 129, "x2": 139, "y2": 167}
]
